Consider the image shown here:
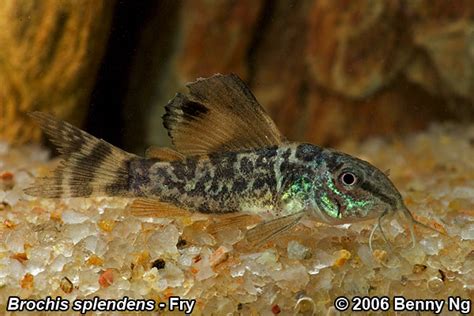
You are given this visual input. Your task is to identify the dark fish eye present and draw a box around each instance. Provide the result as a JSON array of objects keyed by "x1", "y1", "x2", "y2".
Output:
[{"x1": 340, "y1": 172, "x2": 357, "y2": 186}]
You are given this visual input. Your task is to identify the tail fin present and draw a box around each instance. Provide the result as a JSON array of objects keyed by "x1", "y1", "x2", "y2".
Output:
[{"x1": 24, "y1": 112, "x2": 138, "y2": 198}]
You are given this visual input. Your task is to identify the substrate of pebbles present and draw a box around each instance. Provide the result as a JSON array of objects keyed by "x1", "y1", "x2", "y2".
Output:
[{"x1": 0, "y1": 123, "x2": 473, "y2": 315}]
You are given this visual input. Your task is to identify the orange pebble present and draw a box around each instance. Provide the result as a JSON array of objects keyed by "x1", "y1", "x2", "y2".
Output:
[
  {"x1": 4, "y1": 219, "x2": 16, "y2": 229},
  {"x1": 98, "y1": 269, "x2": 114, "y2": 288},
  {"x1": 98, "y1": 219, "x2": 116, "y2": 232},
  {"x1": 333, "y1": 249, "x2": 351, "y2": 267},
  {"x1": 20, "y1": 273, "x2": 34, "y2": 289},
  {"x1": 272, "y1": 304, "x2": 281, "y2": 314},
  {"x1": 87, "y1": 255, "x2": 104, "y2": 266},
  {"x1": 0, "y1": 171, "x2": 14, "y2": 181},
  {"x1": 164, "y1": 288, "x2": 174, "y2": 299},
  {"x1": 10, "y1": 252, "x2": 28, "y2": 264},
  {"x1": 50, "y1": 210, "x2": 62, "y2": 222}
]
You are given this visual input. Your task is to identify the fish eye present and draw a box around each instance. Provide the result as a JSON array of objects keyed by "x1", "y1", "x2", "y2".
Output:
[{"x1": 340, "y1": 171, "x2": 357, "y2": 186}]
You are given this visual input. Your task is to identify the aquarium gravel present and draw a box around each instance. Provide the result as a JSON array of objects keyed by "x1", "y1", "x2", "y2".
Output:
[{"x1": 0, "y1": 123, "x2": 473, "y2": 315}]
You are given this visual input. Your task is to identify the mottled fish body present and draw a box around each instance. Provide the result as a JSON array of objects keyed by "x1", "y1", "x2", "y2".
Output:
[
  {"x1": 130, "y1": 142, "x2": 399, "y2": 223},
  {"x1": 26, "y1": 74, "x2": 431, "y2": 245},
  {"x1": 134, "y1": 143, "x2": 313, "y2": 217}
]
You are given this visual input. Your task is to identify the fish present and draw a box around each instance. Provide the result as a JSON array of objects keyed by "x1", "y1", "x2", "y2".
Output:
[{"x1": 25, "y1": 73, "x2": 437, "y2": 247}]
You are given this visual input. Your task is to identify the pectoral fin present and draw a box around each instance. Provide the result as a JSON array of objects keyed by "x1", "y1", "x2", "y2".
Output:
[
  {"x1": 207, "y1": 213, "x2": 261, "y2": 235},
  {"x1": 245, "y1": 212, "x2": 305, "y2": 246},
  {"x1": 128, "y1": 198, "x2": 191, "y2": 217}
]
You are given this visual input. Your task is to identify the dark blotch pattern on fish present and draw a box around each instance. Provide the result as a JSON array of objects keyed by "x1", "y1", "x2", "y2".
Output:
[
  {"x1": 279, "y1": 148, "x2": 292, "y2": 174},
  {"x1": 239, "y1": 157, "x2": 253, "y2": 175},
  {"x1": 255, "y1": 146, "x2": 277, "y2": 168},
  {"x1": 171, "y1": 158, "x2": 197, "y2": 181},
  {"x1": 232, "y1": 177, "x2": 248, "y2": 193},
  {"x1": 71, "y1": 142, "x2": 111, "y2": 195},
  {"x1": 210, "y1": 152, "x2": 237, "y2": 179},
  {"x1": 145, "y1": 145, "x2": 297, "y2": 214},
  {"x1": 191, "y1": 172, "x2": 212, "y2": 196},
  {"x1": 105, "y1": 159, "x2": 131, "y2": 196},
  {"x1": 181, "y1": 101, "x2": 209, "y2": 119},
  {"x1": 129, "y1": 159, "x2": 155, "y2": 196},
  {"x1": 295, "y1": 143, "x2": 322, "y2": 162}
]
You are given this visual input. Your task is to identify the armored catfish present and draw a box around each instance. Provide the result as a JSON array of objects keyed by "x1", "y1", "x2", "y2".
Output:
[{"x1": 25, "y1": 74, "x2": 431, "y2": 245}]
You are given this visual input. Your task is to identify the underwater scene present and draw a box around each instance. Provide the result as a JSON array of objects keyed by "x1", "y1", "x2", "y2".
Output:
[{"x1": 0, "y1": 1, "x2": 473, "y2": 315}]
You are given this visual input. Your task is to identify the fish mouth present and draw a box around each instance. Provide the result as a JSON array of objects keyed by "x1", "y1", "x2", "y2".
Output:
[{"x1": 313, "y1": 204, "x2": 378, "y2": 225}]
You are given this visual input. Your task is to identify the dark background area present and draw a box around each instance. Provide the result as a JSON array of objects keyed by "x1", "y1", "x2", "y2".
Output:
[{"x1": 86, "y1": 1, "x2": 159, "y2": 148}]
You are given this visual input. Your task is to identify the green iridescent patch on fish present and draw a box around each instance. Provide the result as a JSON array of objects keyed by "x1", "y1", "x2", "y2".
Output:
[
  {"x1": 346, "y1": 196, "x2": 371, "y2": 210},
  {"x1": 282, "y1": 176, "x2": 313, "y2": 201},
  {"x1": 280, "y1": 176, "x2": 314, "y2": 215},
  {"x1": 322, "y1": 173, "x2": 372, "y2": 218},
  {"x1": 321, "y1": 193, "x2": 340, "y2": 218}
]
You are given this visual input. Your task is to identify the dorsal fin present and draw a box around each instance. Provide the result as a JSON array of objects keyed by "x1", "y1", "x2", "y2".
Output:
[{"x1": 163, "y1": 74, "x2": 286, "y2": 155}]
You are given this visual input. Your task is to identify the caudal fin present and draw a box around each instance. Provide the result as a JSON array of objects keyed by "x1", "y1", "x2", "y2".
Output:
[{"x1": 24, "y1": 112, "x2": 138, "y2": 198}]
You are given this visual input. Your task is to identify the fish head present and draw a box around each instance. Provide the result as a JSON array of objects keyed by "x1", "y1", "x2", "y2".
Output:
[{"x1": 310, "y1": 151, "x2": 405, "y2": 224}]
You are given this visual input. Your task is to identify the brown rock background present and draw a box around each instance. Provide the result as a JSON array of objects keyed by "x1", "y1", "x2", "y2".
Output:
[
  {"x1": 1, "y1": 0, "x2": 474, "y2": 153},
  {"x1": 0, "y1": 0, "x2": 115, "y2": 144},
  {"x1": 123, "y1": 0, "x2": 473, "y2": 153}
]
